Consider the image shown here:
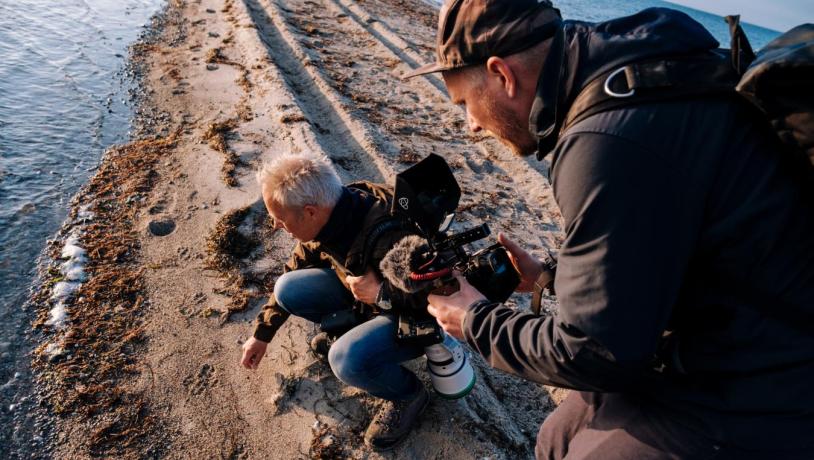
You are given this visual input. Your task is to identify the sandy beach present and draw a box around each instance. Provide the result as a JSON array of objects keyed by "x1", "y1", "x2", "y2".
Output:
[{"x1": 31, "y1": 0, "x2": 568, "y2": 457}]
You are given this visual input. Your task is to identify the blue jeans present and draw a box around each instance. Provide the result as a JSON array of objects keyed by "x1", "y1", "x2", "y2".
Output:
[{"x1": 274, "y1": 268, "x2": 425, "y2": 401}]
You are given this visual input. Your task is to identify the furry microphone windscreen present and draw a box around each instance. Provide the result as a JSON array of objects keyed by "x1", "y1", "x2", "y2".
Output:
[{"x1": 380, "y1": 235, "x2": 430, "y2": 293}]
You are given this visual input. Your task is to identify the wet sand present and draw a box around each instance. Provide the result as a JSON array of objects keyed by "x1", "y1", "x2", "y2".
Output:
[{"x1": 31, "y1": 0, "x2": 566, "y2": 457}]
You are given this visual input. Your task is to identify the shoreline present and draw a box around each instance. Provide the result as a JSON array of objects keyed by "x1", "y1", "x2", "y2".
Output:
[{"x1": 30, "y1": 0, "x2": 565, "y2": 457}]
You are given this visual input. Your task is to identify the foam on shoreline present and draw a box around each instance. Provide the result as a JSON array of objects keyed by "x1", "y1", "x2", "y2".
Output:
[{"x1": 45, "y1": 204, "x2": 95, "y2": 332}]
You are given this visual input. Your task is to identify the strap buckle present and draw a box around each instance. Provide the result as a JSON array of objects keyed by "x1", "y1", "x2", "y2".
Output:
[
  {"x1": 530, "y1": 259, "x2": 557, "y2": 315},
  {"x1": 604, "y1": 66, "x2": 635, "y2": 98}
]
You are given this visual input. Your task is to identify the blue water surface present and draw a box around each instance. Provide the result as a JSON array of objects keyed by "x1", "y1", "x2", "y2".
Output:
[
  {"x1": 558, "y1": 0, "x2": 781, "y2": 49},
  {"x1": 0, "y1": 0, "x2": 163, "y2": 456},
  {"x1": 424, "y1": 0, "x2": 782, "y2": 49}
]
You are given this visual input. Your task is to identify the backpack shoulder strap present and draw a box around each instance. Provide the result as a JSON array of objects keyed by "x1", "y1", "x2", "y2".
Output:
[
  {"x1": 562, "y1": 53, "x2": 740, "y2": 136},
  {"x1": 725, "y1": 15, "x2": 756, "y2": 75}
]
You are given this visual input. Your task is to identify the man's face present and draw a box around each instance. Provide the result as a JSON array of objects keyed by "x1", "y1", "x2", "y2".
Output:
[
  {"x1": 444, "y1": 68, "x2": 537, "y2": 157},
  {"x1": 262, "y1": 188, "x2": 324, "y2": 242}
]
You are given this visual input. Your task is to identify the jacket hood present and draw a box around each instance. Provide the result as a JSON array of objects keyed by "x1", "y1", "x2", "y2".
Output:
[{"x1": 531, "y1": 8, "x2": 720, "y2": 159}]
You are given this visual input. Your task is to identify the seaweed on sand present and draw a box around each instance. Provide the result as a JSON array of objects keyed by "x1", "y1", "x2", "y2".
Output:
[
  {"x1": 309, "y1": 424, "x2": 353, "y2": 460},
  {"x1": 205, "y1": 204, "x2": 276, "y2": 322},
  {"x1": 206, "y1": 205, "x2": 257, "y2": 271},
  {"x1": 32, "y1": 133, "x2": 177, "y2": 456},
  {"x1": 203, "y1": 118, "x2": 242, "y2": 186},
  {"x1": 205, "y1": 46, "x2": 252, "y2": 94}
]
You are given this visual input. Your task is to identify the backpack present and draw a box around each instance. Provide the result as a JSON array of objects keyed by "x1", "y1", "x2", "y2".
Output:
[{"x1": 561, "y1": 16, "x2": 814, "y2": 168}]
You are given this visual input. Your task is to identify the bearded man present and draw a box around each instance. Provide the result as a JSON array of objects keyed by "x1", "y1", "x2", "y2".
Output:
[{"x1": 400, "y1": 1, "x2": 814, "y2": 458}]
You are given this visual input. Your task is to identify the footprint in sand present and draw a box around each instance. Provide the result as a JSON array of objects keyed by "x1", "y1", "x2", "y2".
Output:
[{"x1": 183, "y1": 363, "x2": 218, "y2": 396}]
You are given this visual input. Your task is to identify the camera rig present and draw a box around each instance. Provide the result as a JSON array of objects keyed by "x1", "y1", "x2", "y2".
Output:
[{"x1": 385, "y1": 154, "x2": 520, "y2": 346}]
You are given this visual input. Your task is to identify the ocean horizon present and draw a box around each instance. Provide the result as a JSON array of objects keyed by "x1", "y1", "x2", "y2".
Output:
[{"x1": 423, "y1": 0, "x2": 782, "y2": 50}]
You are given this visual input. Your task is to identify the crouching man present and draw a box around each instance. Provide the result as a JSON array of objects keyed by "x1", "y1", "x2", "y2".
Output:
[{"x1": 239, "y1": 151, "x2": 428, "y2": 450}]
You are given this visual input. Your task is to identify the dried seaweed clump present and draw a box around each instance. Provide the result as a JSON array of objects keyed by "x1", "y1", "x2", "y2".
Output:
[
  {"x1": 203, "y1": 118, "x2": 242, "y2": 186},
  {"x1": 309, "y1": 424, "x2": 353, "y2": 460},
  {"x1": 32, "y1": 133, "x2": 177, "y2": 456},
  {"x1": 204, "y1": 46, "x2": 252, "y2": 93},
  {"x1": 205, "y1": 205, "x2": 274, "y2": 321},
  {"x1": 205, "y1": 205, "x2": 258, "y2": 272},
  {"x1": 204, "y1": 47, "x2": 230, "y2": 64}
]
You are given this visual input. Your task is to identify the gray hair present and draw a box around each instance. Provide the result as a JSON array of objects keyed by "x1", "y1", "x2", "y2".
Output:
[{"x1": 256, "y1": 151, "x2": 343, "y2": 209}]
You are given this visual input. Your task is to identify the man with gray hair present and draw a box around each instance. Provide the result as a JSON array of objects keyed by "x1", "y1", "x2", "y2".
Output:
[{"x1": 239, "y1": 151, "x2": 428, "y2": 450}]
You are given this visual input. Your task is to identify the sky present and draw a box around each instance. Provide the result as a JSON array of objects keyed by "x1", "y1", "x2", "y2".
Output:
[{"x1": 667, "y1": 0, "x2": 814, "y2": 32}]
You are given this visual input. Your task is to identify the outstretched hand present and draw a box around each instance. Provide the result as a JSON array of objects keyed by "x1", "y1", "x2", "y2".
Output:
[
  {"x1": 240, "y1": 336, "x2": 269, "y2": 370},
  {"x1": 427, "y1": 273, "x2": 486, "y2": 340},
  {"x1": 346, "y1": 268, "x2": 382, "y2": 304},
  {"x1": 498, "y1": 232, "x2": 543, "y2": 292}
]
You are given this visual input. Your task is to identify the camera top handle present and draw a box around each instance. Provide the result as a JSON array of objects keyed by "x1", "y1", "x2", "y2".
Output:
[{"x1": 435, "y1": 223, "x2": 490, "y2": 254}]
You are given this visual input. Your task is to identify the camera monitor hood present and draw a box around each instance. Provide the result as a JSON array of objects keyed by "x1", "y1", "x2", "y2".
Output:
[{"x1": 392, "y1": 154, "x2": 461, "y2": 236}]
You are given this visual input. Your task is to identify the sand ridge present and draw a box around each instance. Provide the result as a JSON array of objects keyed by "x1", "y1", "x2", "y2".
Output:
[{"x1": 33, "y1": 0, "x2": 567, "y2": 457}]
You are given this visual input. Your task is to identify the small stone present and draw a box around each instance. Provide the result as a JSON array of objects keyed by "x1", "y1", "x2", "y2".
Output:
[
  {"x1": 206, "y1": 8, "x2": 216, "y2": 13},
  {"x1": 206, "y1": 63, "x2": 219, "y2": 71},
  {"x1": 208, "y1": 31, "x2": 220, "y2": 38}
]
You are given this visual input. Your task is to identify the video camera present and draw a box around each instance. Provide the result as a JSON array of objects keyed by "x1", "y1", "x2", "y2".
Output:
[{"x1": 380, "y1": 154, "x2": 520, "y2": 347}]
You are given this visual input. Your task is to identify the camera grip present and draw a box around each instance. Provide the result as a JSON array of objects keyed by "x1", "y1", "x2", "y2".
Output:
[{"x1": 430, "y1": 277, "x2": 460, "y2": 296}]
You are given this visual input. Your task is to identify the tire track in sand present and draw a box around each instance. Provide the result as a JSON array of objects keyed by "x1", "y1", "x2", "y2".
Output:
[
  {"x1": 243, "y1": 0, "x2": 395, "y2": 183},
  {"x1": 254, "y1": 0, "x2": 562, "y2": 250}
]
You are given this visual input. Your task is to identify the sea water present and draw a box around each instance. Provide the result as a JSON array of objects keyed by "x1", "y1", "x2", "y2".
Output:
[
  {"x1": 424, "y1": 0, "x2": 782, "y2": 50},
  {"x1": 0, "y1": 0, "x2": 163, "y2": 456}
]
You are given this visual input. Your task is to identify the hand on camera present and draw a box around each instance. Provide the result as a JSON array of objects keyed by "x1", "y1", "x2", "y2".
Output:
[
  {"x1": 346, "y1": 268, "x2": 382, "y2": 304},
  {"x1": 498, "y1": 232, "x2": 544, "y2": 292},
  {"x1": 427, "y1": 272, "x2": 486, "y2": 340},
  {"x1": 240, "y1": 336, "x2": 269, "y2": 370}
]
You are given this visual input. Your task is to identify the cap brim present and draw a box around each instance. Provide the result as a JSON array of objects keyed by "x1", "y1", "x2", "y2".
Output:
[{"x1": 402, "y1": 61, "x2": 448, "y2": 80}]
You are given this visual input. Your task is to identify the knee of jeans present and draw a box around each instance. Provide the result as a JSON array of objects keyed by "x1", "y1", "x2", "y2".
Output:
[
  {"x1": 272, "y1": 272, "x2": 299, "y2": 313},
  {"x1": 328, "y1": 337, "x2": 367, "y2": 385}
]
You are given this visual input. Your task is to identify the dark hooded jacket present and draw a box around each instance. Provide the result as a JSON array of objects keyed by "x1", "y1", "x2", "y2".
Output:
[
  {"x1": 461, "y1": 8, "x2": 814, "y2": 452},
  {"x1": 254, "y1": 182, "x2": 414, "y2": 342}
]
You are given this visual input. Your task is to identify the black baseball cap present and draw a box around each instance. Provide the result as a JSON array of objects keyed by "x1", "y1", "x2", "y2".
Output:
[{"x1": 403, "y1": 0, "x2": 562, "y2": 79}]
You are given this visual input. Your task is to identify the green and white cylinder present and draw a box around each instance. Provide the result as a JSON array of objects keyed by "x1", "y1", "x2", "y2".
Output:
[{"x1": 424, "y1": 333, "x2": 476, "y2": 399}]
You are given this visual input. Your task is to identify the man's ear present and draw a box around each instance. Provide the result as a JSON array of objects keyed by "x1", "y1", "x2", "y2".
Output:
[
  {"x1": 302, "y1": 204, "x2": 318, "y2": 219},
  {"x1": 486, "y1": 56, "x2": 517, "y2": 98}
]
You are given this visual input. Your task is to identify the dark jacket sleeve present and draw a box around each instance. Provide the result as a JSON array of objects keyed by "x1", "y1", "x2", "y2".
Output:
[
  {"x1": 463, "y1": 131, "x2": 695, "y2": 391},
  {"x1": 253, "y1": 241, "x2": 329, "y2": 342}
]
